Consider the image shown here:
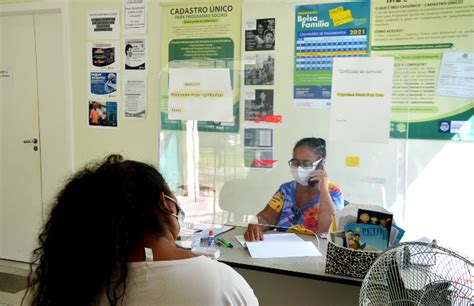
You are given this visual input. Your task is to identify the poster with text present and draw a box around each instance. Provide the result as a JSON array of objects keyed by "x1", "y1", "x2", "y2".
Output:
[
  {"x1": 124, "y1": 73, "x2": 147, "y2": 119},
  {"x1": 294, "y1": 1, "x2": 370, "y2": 109},
  {"x1": 124, "y1": 0, "x2": 147, "y2": 34},
  {"x1": 88, "y1": 101, "x2": 118, "y2": 127},
  {"x1": 244, "y1": 127, "x2": 274, "y2": 168},
  {"x1": 124, "y1": 38, "x2": 146, "y2": 70},
  {"x1": 329, "y1": 57, "x2": 394, "y2": 144},
  {"x1": 160, "y1": 1, "x2": 241, "y2": 133},
  {"x1": 245, "y1": 18, "x2": 275, "y2": 51},
  {"x1": 89, "y1": 72, "x2": 119, "y2": 99},
  {"x1": 244, "y1": 89, "x2": 274, "y2": 121},
  {"x1": 88, "y1": 41, "x2": 120, "y2": 70},
  {"x1": 372, "y1": 0, "x2": 474, "y2": 140},
  {"x1": 244, "y1": 54, "x2": 274, "y2": 85},
  {"x1": 168, "y1": 68, "x2": 233, "y2": 121},
  {"x1": 87, "y1": 10, "x2": 120, "y2": 40}
]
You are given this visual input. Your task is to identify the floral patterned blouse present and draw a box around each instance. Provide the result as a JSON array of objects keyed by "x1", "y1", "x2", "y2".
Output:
[{"x1": 267, "y1": 181, "x2": 343, "y2": 235}]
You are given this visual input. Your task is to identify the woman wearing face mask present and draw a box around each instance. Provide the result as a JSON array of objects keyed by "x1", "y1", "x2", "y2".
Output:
[
  {"x1": 244, "y1": 137, "x2": 343, "y2": 241},
  {"x1": 28, "y1": 154, "x2": 258, "y2": 306}
]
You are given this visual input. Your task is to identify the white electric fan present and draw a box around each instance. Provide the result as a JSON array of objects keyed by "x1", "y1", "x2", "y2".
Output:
[{"x1": 360, "y1": 241, "x2": 473, "y2": 305}]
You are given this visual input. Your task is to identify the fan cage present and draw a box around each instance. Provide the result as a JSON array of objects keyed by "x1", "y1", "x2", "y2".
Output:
[{"x1": 360, "y1": 241, "x2": 473, "y2": 305}]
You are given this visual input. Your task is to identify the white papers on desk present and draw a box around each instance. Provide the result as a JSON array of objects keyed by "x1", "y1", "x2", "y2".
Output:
[
  {"x1": 234, "y1": 233, "x2": 303, "y2": 248},
  {"x1": 235, "y1": 233, "x2": 322, "y2": 258},
  {"x1": 247, "y1": 241, "x2": 321, "y2": 258}
]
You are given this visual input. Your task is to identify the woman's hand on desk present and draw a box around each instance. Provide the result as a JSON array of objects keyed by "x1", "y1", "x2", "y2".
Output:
[{"x1": 244, "y1": 224, "x2": 264, "y2": 241}]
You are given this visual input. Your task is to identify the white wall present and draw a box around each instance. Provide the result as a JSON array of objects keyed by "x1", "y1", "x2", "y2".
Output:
[{"x1": 3, "y1": 0, "x2": 471, "y2": 257}]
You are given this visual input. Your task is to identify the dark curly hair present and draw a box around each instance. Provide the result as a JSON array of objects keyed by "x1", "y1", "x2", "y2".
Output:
[
  {"x1": 293, "y1": 137, "x2": 326, "y2": 159},
  {"x1": 27, "y1": 154, "x2": 171, "y2": 306}
]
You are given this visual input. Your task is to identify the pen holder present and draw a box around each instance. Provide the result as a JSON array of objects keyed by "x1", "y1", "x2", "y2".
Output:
[
  {"x1": 324, "y1": 203, "x2": 387, "y2": 279},
  {"x1": 325, "y1": 231, "x2": 379, "y2": 279}
]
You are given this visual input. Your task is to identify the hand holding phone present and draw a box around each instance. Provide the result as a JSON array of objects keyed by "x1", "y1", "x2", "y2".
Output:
[{"x1": 308, "y1": 159, "x2": 325, "y2": 187}]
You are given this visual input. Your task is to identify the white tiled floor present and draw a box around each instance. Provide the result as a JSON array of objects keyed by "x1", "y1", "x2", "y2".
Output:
[{"x1": 0, "y1": 260, "x2": 31, "y2": 306}]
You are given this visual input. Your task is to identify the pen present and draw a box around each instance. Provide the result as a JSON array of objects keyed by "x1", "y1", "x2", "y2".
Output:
[{"x1": 216, "y1": 237, "x2": 233, "y2": 248}]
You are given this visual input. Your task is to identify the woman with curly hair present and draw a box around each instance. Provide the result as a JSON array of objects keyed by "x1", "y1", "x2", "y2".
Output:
[{"x1": 28, "y1": 155, "x2": 257, "y2": 306}]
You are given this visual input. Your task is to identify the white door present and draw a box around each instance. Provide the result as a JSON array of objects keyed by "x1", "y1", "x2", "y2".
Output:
[
  {"x1": 0, "y1": 13, "x2": 43, "y2": 261},
  {"x1": 0, "y1": 10, "x2": 71, "y2": 262}
]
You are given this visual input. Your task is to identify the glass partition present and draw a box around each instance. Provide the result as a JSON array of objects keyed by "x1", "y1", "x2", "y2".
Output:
[{"x1": 158, "y1": 0, "x2": 473, "y2": 257}]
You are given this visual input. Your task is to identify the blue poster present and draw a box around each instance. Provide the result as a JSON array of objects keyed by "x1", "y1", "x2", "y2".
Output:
[
  {"x1": 294, "y1": 1, "x2": 370, "y2": 108},
  {"x1": 90, "y1": 72, "x2": 117, "y2": 96}
]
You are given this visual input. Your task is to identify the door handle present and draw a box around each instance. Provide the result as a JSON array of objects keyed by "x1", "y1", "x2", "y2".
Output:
[{"x1": 23, "y1": 138, "x2": 38, "y2": 144}]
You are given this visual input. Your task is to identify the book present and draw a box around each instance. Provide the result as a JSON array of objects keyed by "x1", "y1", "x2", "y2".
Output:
[
  {"x1": 344, "y1": 223, "x2": 389, "y2": 252},
  {"x1": 389, "y1": 223, "x2": 405, "y2": 246},
  {"x1": 357, "y1": 209, "x2": 393, "y2": 234}
]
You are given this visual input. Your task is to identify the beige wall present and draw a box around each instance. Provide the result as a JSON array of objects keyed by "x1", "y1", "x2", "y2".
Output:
[
  {"x1": 69, "y1": 0, "x2": 161, "y2": 168},
  {"x1": 3, "y1": 0, "x2": 473, "y2": 257}
]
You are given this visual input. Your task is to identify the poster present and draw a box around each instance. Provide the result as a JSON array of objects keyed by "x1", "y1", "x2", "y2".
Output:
[
  {"x1": 124, "y1": 0, "x2": 147, "y2": 34},
  {"x1": 329, "y1": 57, "x2": 394, "y2": 143},
  {"x1": 244, "y1": 126, "x2": 274, "y2": 168},
  {"x1": 245, "y1": 18, "x2": 275, "y2": 51},
  {"x1": 294, "y1": 1, "x2": 370, "y2": 108},
  {"x1": 88, "y1": 101, "x2": 118, "y2": 127},
  {"x1": 124, "y1": 74, "x2": 147, "y2": 119},
  {"x1": 89, "y1": 72, "x2": 118, "y2": 99},
  {"x1": 372, "y1": 0, "x2": 474, "y2": 140},
  {"x1": 160, "y1": 1, "x2": 241, "y2": 132},
  {"x1": 244, "y1": 54, "x2": 275, "y2": 85},
  {"x1": 87, "y1": 10, "x2": 120, "y2": 40},
  {"x1": 437, "y1": 52, "x2": 474, "y2": 99},
  {"x1": 168, "y1": 68, "x2": 233, "y2": 121},
  {"x1": 244, "y1": 89, "x2": 274, "y2": 121},
  {"x1": 87, "y1": 41, "x2": 120, "y2": 70},
  {"x1": 124, "y1": 38, "x2": 146, "y2": 70}
]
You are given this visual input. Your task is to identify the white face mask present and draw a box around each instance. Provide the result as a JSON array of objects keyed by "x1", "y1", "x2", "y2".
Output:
[{"x1": 290, "y1": 166, "x2": 315, "y2": 186}]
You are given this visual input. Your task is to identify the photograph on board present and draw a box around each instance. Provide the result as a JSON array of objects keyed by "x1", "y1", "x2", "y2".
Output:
[
  {"x1": 88, "y1": 41, "x2": 120, "y2": 70},
  {"x1": 244, "y1": 127, "x2": 273, "y2": 148},
  {"x1": 124, "y1": 38, "x2": 146, "y2": 70},
  {"x1": 88, "y1": 101, "x2": 118, "y2": 127},
  {"x1": 244, "y1": 54, "x2": 275, "y2": 85},
  {"x1": 90, "y1": 72, "x2": 118, "y2": 97},
  {"x1": 245, "y1": 89, "x2": 274, "y2": 121},
  {"x1": 245, "y1": 18, "x2": 275, "y2": 51},
  {"x1": 244, "y1": 148, "x2": 274, "y2": 168}
]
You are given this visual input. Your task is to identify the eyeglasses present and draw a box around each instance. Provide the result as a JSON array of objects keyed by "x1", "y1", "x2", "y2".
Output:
[
  {"x1": 288, "y1": 158, "x2": 322, "y2": 170},
  {"x1": 164, "y1": 194, "x2": 185, "y2": 226}
]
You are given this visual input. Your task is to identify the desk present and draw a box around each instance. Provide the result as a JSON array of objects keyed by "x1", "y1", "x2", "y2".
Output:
[{"x1": 216, "y1": 227, "x2": 361, "y2": 305}]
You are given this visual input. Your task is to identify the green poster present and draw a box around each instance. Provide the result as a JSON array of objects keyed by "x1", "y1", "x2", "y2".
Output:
[
  {"x1": 160, "y1": 1, "x2": 241, "y2": 133},
  {"x1": 372, "y1": 0, "x2": 474, "y2": 140}
]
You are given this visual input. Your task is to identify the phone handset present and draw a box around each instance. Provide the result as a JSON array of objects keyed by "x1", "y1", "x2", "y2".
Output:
[{"x1": 308, "y1": 159, "x2": 325, "y2": 187}]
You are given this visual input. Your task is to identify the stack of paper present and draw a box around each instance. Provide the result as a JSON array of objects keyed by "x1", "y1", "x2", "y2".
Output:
[{"x1": 234, "y1": 233, "x2": 322, "y2": 259}]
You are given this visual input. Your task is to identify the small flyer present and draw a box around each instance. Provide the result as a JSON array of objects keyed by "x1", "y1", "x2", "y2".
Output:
[
  {"x1": 88, "y1": 100, "x2": 118, "y2": 127},
  {"x1": 124, "y1": 0, "x2": 147, "y2": 34},
  {"x1": 87, "y1": 41, "x2": 120, "y2": 70},
  {"x1": 124, "y1": 38, "x2": 146, "y2": 70},
  {"x1": 244, "y1": 126, "x2": 275, "y2": 168},
  {"x1": 244, "y1": 89, "x2": 274, "y2": 121},
  {"x1": 87, "y1": 10, "x2": 120, "y2": 40},
  {"x1": 168, "y1": 68, "x2": 233, "y2": 121},
  {"x1": 245, "y1": 18, "x2": 275, "y2": 51},
  {"x1": 89, "y1": 72, "x2": 119, "y2": 99},
  {"x1": 244, "y1": 54, "x2": 275, "y2": 85},
  {"x1": 124, "y1": 73, "x2": 147, "y2": 119}
]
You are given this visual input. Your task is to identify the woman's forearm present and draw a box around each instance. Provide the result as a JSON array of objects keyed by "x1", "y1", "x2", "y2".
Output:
[{"x1": 317, "y1": 190, "x2": 335, "y2": 233}]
